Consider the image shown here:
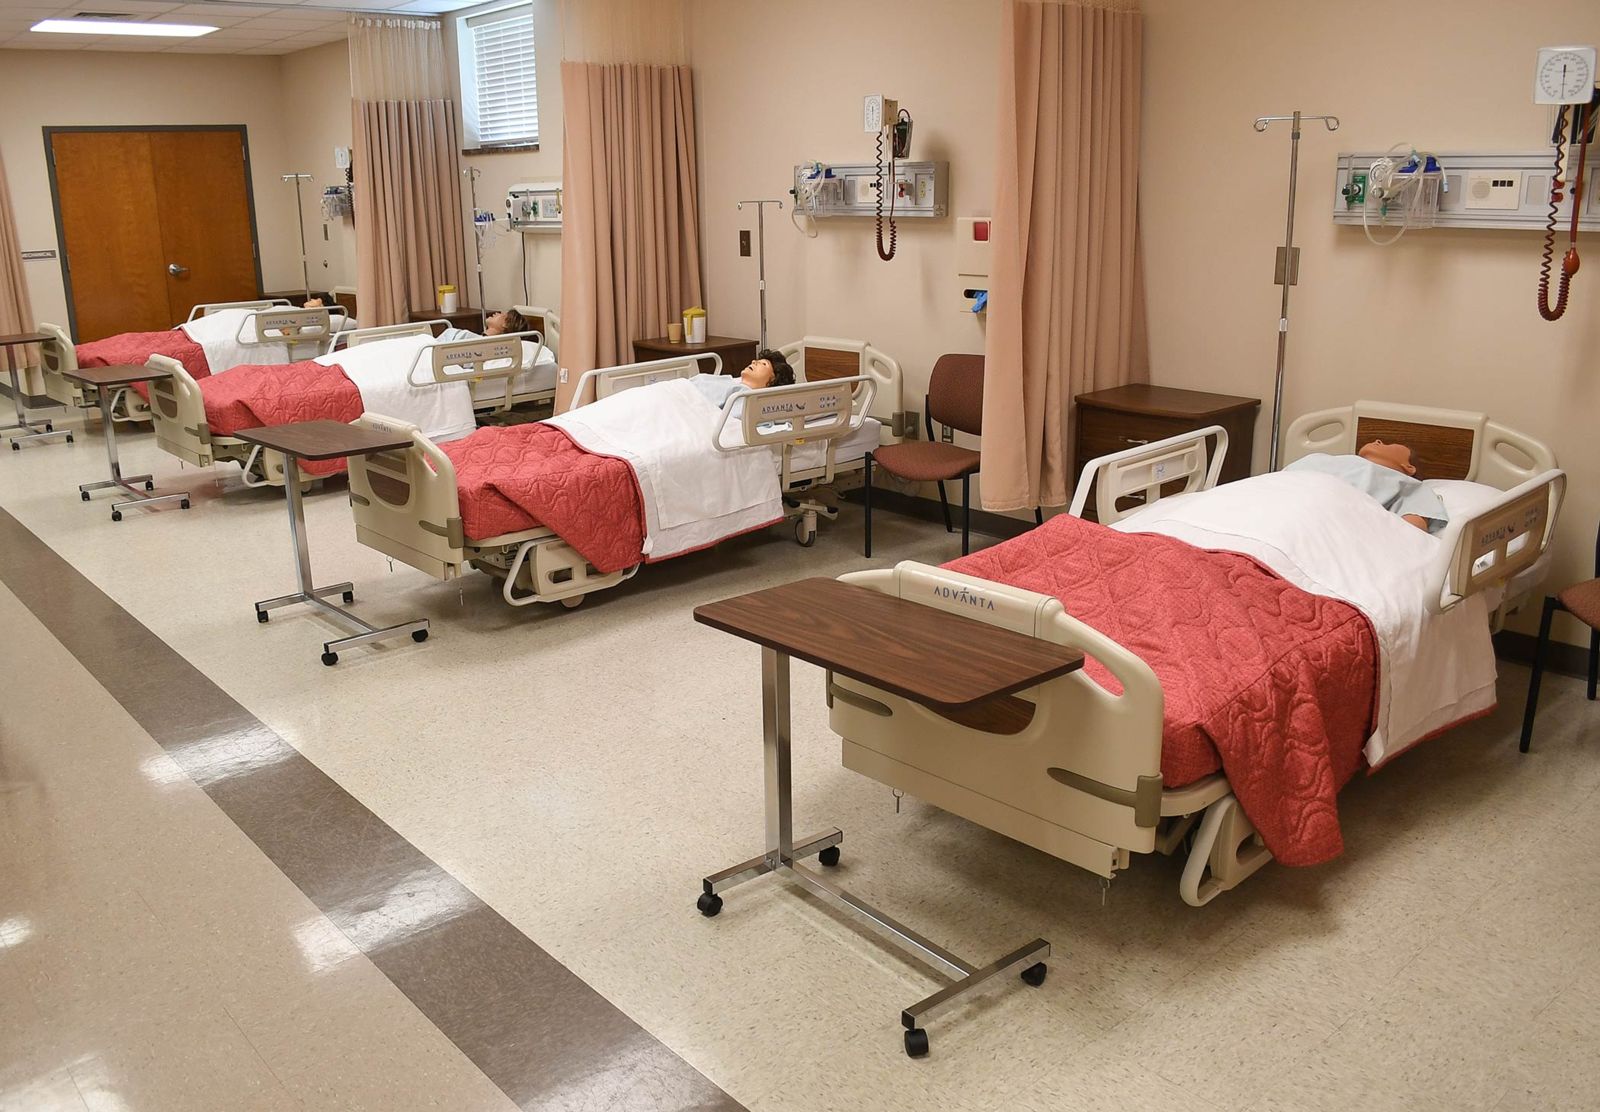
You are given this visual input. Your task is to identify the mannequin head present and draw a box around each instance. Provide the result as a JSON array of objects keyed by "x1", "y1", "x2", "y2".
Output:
[
  {"x1": 1358, "y1": 440, "x2": 1418, "y2": 476},
  {"x1": 739, "y1": 349, "x2": 795, "y2": 390},
  {"x1": 484, "y1": 309, "x2": 532, "y2": 337}
]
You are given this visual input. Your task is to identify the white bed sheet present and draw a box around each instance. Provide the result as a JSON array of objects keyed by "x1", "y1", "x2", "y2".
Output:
[
  {"x1": 314, "y1": 335, "x2": 477, "y2": 444},
  {"x1": 775, "y1": 417, "x2": 881, "y2": 476},
  {"x1": 1114, "y1": 471, "x2": 1499, "y2": 768}
]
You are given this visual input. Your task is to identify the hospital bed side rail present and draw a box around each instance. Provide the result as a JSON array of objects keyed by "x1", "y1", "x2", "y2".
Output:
[
  {"x1": 828, "y1": 561, "x2": 1166, "y2": 879},
  {"x1": 1068, "y1": 425, "x2": 1229, "y2": 523},
  {"x1": 570, "y1": 353, "x2": 721, "y2": 409},
  {"x1": 144, "y1": 354, "x2": 213, "y2": 468},
  {"x1": 186, "y1": 298, "x2": 292, "y2": 322},
  {"x1": 347, "y1": 414, "x2": 469, "y2": 581},
  {"x1": 1431, "y1": 469, "x2": 1566, "y2": 614},
  {"x1": 404, "y1": 330, "x2": 546, "y2": 413},
  {"x1": 335, "y1": 321, "x2": 437, "y2": 349},
  {"x1": 235, "y1": 306, "x2": 345, "y2": 357},
  {"x1": 713, "y1": 374, "x2": 878, "y2": 490}
]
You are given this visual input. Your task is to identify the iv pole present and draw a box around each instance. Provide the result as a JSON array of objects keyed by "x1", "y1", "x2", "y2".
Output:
[
  {"x1": 736, "y1": 199, "x2": 783, "y2": 350},
  {"x1": 462, "y1": 167, "x2": 487, "y2": 318},
  {"x1": 281, "y1": 173, "x2": 314, "y2": 301},
  {"x1": 1253, "y1": 111, "x2": 1339, "y2": 470}
]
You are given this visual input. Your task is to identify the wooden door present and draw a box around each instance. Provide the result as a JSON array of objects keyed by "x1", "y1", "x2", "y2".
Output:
[{"x1": 49, "y1": 128, "x2": 261, "y2": 341}]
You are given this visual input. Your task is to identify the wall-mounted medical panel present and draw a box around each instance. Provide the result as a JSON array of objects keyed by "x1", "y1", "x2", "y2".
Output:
[
  {"x1": 792, "y1": 161, "x2": 949, "y2": 220},
  {"x1": 507, "y1": 182, "x2": 563, "y2": 232},
  {"x1": 1332, "y1": 151, "x2": 1600, "y2": 232}
]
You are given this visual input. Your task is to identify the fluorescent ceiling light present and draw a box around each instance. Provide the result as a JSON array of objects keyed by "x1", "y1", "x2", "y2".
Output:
[{"x1": 30, "y1": 18, "x2": 218, "y2": 38}]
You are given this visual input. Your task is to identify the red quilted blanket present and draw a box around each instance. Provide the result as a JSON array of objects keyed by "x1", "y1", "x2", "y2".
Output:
[
  {"x1": 202, "y1": 360, "x2": 361, "y2": 477},
  {"x1": 946, "y1": 514, "x2": 1379, "y2": 866},
  {"x1": 440, "y1": 424, "x2": 646, "y2": 572},
  {"x1": 77, "y1": 330, "x2": 208, "y2": 402}
]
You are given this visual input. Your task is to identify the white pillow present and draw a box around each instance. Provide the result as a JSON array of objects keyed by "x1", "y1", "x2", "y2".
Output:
[{"x1": 1422, "y1": 478, "x2": 1503, "y2": 520}]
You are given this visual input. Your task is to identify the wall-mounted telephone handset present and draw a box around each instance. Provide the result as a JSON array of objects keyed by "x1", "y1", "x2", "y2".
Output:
[
  {"x1": 870, "y1": 99, "x2": 913, "y2": 261},
  {"x1": 1534, "y1": 45, "x2": 1598, "y2": 322}
]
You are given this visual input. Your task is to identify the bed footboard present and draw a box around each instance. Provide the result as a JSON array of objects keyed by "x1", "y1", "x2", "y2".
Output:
[
  {"x1": 145, "y1": 354, "x2": 213, "y2": 467},
  {"x1": 347, "y1": 415, "x2": 468, "y2": 580},
  {"x1": 828, "y1": 562, "x2": 1165, "y2": 878}
]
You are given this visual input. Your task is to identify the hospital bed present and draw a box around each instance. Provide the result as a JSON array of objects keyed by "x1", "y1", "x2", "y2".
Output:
[
  {"x1": 346, "y1": 341, "x2": 904, "y2": 608},
  {"x1": 826, "y1": 401, "x2": 1566, "y2": 905},
  {"x1": 143, "y1": 323, "x2": 548, "y2": 489},
  {"x1": 35, "y1": 301, "x2": 341, "y2": 422}
]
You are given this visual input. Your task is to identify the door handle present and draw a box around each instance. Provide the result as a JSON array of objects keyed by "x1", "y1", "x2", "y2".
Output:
[{"x1": 168, "y1": 263, "x2": 189, "y2": 277}]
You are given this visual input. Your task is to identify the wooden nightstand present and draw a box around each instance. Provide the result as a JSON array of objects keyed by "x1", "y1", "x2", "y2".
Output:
[
  {"x1": 633, "y1": 334, "x2": 757, "y2": 376},
  {"x1": 408, "y1": 307, "x2": 486, "y2": 336},
  {"x1": 1073, "y1": 385, "x2": 1261, "y2": 511}
]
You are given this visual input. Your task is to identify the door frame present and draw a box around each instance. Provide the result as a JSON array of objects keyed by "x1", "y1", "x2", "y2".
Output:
[{"x1": 42, "y1": 124, "x2": 266, "y2": 340}]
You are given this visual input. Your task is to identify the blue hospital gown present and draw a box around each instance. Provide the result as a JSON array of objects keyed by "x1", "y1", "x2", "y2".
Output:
[{"x1": 1284, "y1": 453, "x2": 1449, "y2": 533}]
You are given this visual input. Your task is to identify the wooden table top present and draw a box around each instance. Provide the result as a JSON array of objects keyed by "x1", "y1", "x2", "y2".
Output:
[
  {"x1": 635, "y1": 335, "x2": 755, "y2": 353},
  {"x1": 232, "y1": 420, "x2": 412, "y2": 462},
  {"x1": 694, "y1": 577, "x2": 1084, "y2": 711},
  {"x1": 60, "y1": 363, "x2": 173, "y2": 388},
  {"x1": 1076, "y1": 384, "x2": 1261, "y2": 419},
  {"x1": 0, "y1": 332, "x2": 50, "y2": 347}
]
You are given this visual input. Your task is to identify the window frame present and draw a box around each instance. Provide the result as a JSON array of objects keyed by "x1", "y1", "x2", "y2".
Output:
[{"x1": 456, "y1": 2, "x2": 540, "y2": 154}]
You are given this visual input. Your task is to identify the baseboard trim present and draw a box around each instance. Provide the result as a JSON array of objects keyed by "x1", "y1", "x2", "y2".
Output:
[{"x1": 1493, "y1": 629, "x2": 1592, "y2": 679}]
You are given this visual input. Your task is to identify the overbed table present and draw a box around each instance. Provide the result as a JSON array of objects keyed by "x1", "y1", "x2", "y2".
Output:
[
  {"x1": 693, "y1": 576, "x2": 1085, "y2": 1058},
  {"x1": 59, "y1": 363, "x2": 191, "y2": 520},
  {"x1": 233, "y1": 420, "x2": 429, "y2": 666},
  {"x1": 0, "y1": 332, "x2": 70, "y2": 449}
]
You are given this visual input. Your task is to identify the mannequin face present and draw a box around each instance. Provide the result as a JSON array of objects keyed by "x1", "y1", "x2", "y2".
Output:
[
  {"x1": 1358, "y1": 440, "x2": 1417, "y2": 476},
  {"x1": 740, "y1": 358, "x2": 776, "y2": 389},
  {"x1": 483, "y1": 311, "x2": 508, "y2": 336}
]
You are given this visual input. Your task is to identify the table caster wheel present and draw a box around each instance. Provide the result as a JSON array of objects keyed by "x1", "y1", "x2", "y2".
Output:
[
  {"x1": 44, "y1": 422, "x2": 52, "y2": 432},
  {"x1": 110, "y1": 510, "x2": 122, "y2": 522},
  {"x1": 256, "y1": 611, "x2": 269, "y2": 624},
  {"x1": 80, "y1": 490, "x2": 90, "y2": 502},
  {"x1": 696, "y1": 892, "x2": 722, "y2": 918},
  {"x1": 904, "y1": 1028, "x2": 929, "y2": 1058},
  {"x1": 180, "y1": 499, "x2": 190, "y2": 510},
  {"x1": 10, "y1": 442, "x2": 18, "y2": 451},
  {"x1": 144, "y1": 479, "x2": 153, "y2": 491},
  {"x1": 1020, "y1": 962, "x2": 1047, "y2": 987},
  {"x1": 817, "y1": 845, "x2": 841, "y2": 867},
  {"x1": 342, "y1": 590, "x2": 354, "y2": 604},
  {"x1": 411, "y1": 629, "x2": 428, "y2": 643},
  {"x1": 321, "y1": 651, "x2": 338, "y2": 667},
  {"x1": 66, "y1": 434, "x2": 74, "y2": 444}
]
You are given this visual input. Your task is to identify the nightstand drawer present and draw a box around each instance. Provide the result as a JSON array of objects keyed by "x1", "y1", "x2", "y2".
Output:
[{"x1": 1076, "y1": 407, "x2": 1200, "y2": 461}]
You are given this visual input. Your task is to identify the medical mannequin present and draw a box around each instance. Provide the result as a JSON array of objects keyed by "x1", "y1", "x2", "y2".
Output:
[
  {"x1": 738, "y1": 350, "x2": 796, "y2": 389},
  {"x1": 301, "y1": 300, "x2": 529, "y2": 339},
  {"x1": 1285, "y1": 440, "x2": 1448, "y2": 532}
]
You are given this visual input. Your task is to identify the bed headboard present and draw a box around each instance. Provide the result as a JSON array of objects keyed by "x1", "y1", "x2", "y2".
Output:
[
  {"x1": 1282, "y1": 401, "x2": 1556, "y2": 490},
  {"x1": 775, "y1": 335, "x2": 905, "y2": 439}
]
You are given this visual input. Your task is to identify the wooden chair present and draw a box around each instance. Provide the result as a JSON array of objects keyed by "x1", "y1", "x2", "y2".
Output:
[
  {"x1": 863, "y1": 354, "x2": 1040, "y2": 557},
  {"x1": 1520, "y1": 522, "x2": 1600, "y2": 752}
]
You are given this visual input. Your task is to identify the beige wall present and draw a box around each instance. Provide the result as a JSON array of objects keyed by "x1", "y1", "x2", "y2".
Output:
[
  {"x1": 442, "y1": 0, "x2": 564, "y2": 314},
  {"x1": 1140, "y1": 0, "x2": 1600, "y2": 640},
  {"x1": 280, "y1": 41, "x2": 357, "y2": 297},
  {"x1": 0, "y1": 49, "x2": 303, "y2": 328},
  {"x1": 691, "y1": 0, "x2": 1000, "y2": 418}
]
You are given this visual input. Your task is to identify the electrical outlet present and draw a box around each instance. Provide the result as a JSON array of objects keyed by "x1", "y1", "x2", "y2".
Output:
[{"x1": 739, "y1": 230, "x2": 751, "y2": 257}]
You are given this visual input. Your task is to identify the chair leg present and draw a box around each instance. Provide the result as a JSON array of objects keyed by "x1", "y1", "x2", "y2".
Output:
[
  {"x1": 1520, "y1": 597, "x2": 1559, "y2": 753},
  {"x1": 936, "y1": 480, "x2": 953, "y2": 533},
  {"x1": 864, "y1": 452, "x2": 874, "y2": 558},
  {"x1": 961, "y1": 474, "x2": 971, "y2": 556},
  {"x1": 1589, "y1": 627, "x2": 1598, "y2": 701},
  {"x1": 1035, "y1": 507, "x2": 1044, "y2": 526}
]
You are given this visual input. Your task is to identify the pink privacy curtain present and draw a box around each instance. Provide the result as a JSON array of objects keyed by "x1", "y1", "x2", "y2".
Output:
[
  {"x1": 557, "y1": 60, "x2": 703, "y2": 410},
  {"x1": 349, "y1": 16, "x2": 468, "y2": 326},
  {"x1": 982, "y1": 0, "x2": 1148, "y2": 511},
  {"x1": 0, "y1": 147, "x2": 37, "y2": 364}
]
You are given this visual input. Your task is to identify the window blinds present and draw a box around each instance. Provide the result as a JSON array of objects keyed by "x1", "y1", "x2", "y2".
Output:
[{"x1": 468, "y1": 6, "x2": 538, "y2": 146}]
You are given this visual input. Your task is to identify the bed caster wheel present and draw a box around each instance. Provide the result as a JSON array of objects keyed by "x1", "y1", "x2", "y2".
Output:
[
  {"x1": 321, "y1": 651, "x2": 338, "y2": 667},
  {"x1": 560, "y1": 595, "x2": 584, "y2": 610},
  {"x1": 66, "y1": 434, "x2": 74, "y2": 444},
  {"x1": 44, "y1": 422, "x2": 52, "y2": 432},
  {"x1": 1020, "y1": 962, "x2": 1047, "y2": 987},
  {"x1": 903, "y1": 1028, "x2": 929, "y2": 1058},
  {"x1": 342, "y1": 590, "x2": 354, "y2": 604},
  {"x1": 794, "y1": 519, "x2": 817, "y2": 547},
  {"x1": 110, "y1": 510, "x2": 122, "y2": 522},
  {"x1": 696, "y1": 892, "x2": 723, "y2": 917},
  {"x1": 80, "y1": 490, "x2": 90, "y2": 502},
  {"x1": 144, "y1": 479, "x2": 154, "y2": 491},
  {"x1": 411, "y1": 629, "x2": 428, "y2": 643},
  {"x1": 256, "y1": 611, "x2": 269, "y2": 624},
  {"x1": 10, "y1": 442, "x2": 17, "y2": 451},
  {"x1": 180, "y1": 499, "x2": 190, "y2": 510},
  {"x1": 817, "y1": 846, "x2": 841, "y2": 867}
]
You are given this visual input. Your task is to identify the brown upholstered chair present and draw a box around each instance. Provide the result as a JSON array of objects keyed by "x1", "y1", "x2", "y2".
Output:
[
  {"x1": 1520, "y1": 522, "x2": 1600, "y2": 752},
  {"x1": 863, "y1": 354, "x2": 1041, "y2": 557}
]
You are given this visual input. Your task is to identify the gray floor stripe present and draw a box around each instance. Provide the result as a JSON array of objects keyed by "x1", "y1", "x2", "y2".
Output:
[{"x1": 0, "y1": 505, "x2": 743, "y2": 1112}]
